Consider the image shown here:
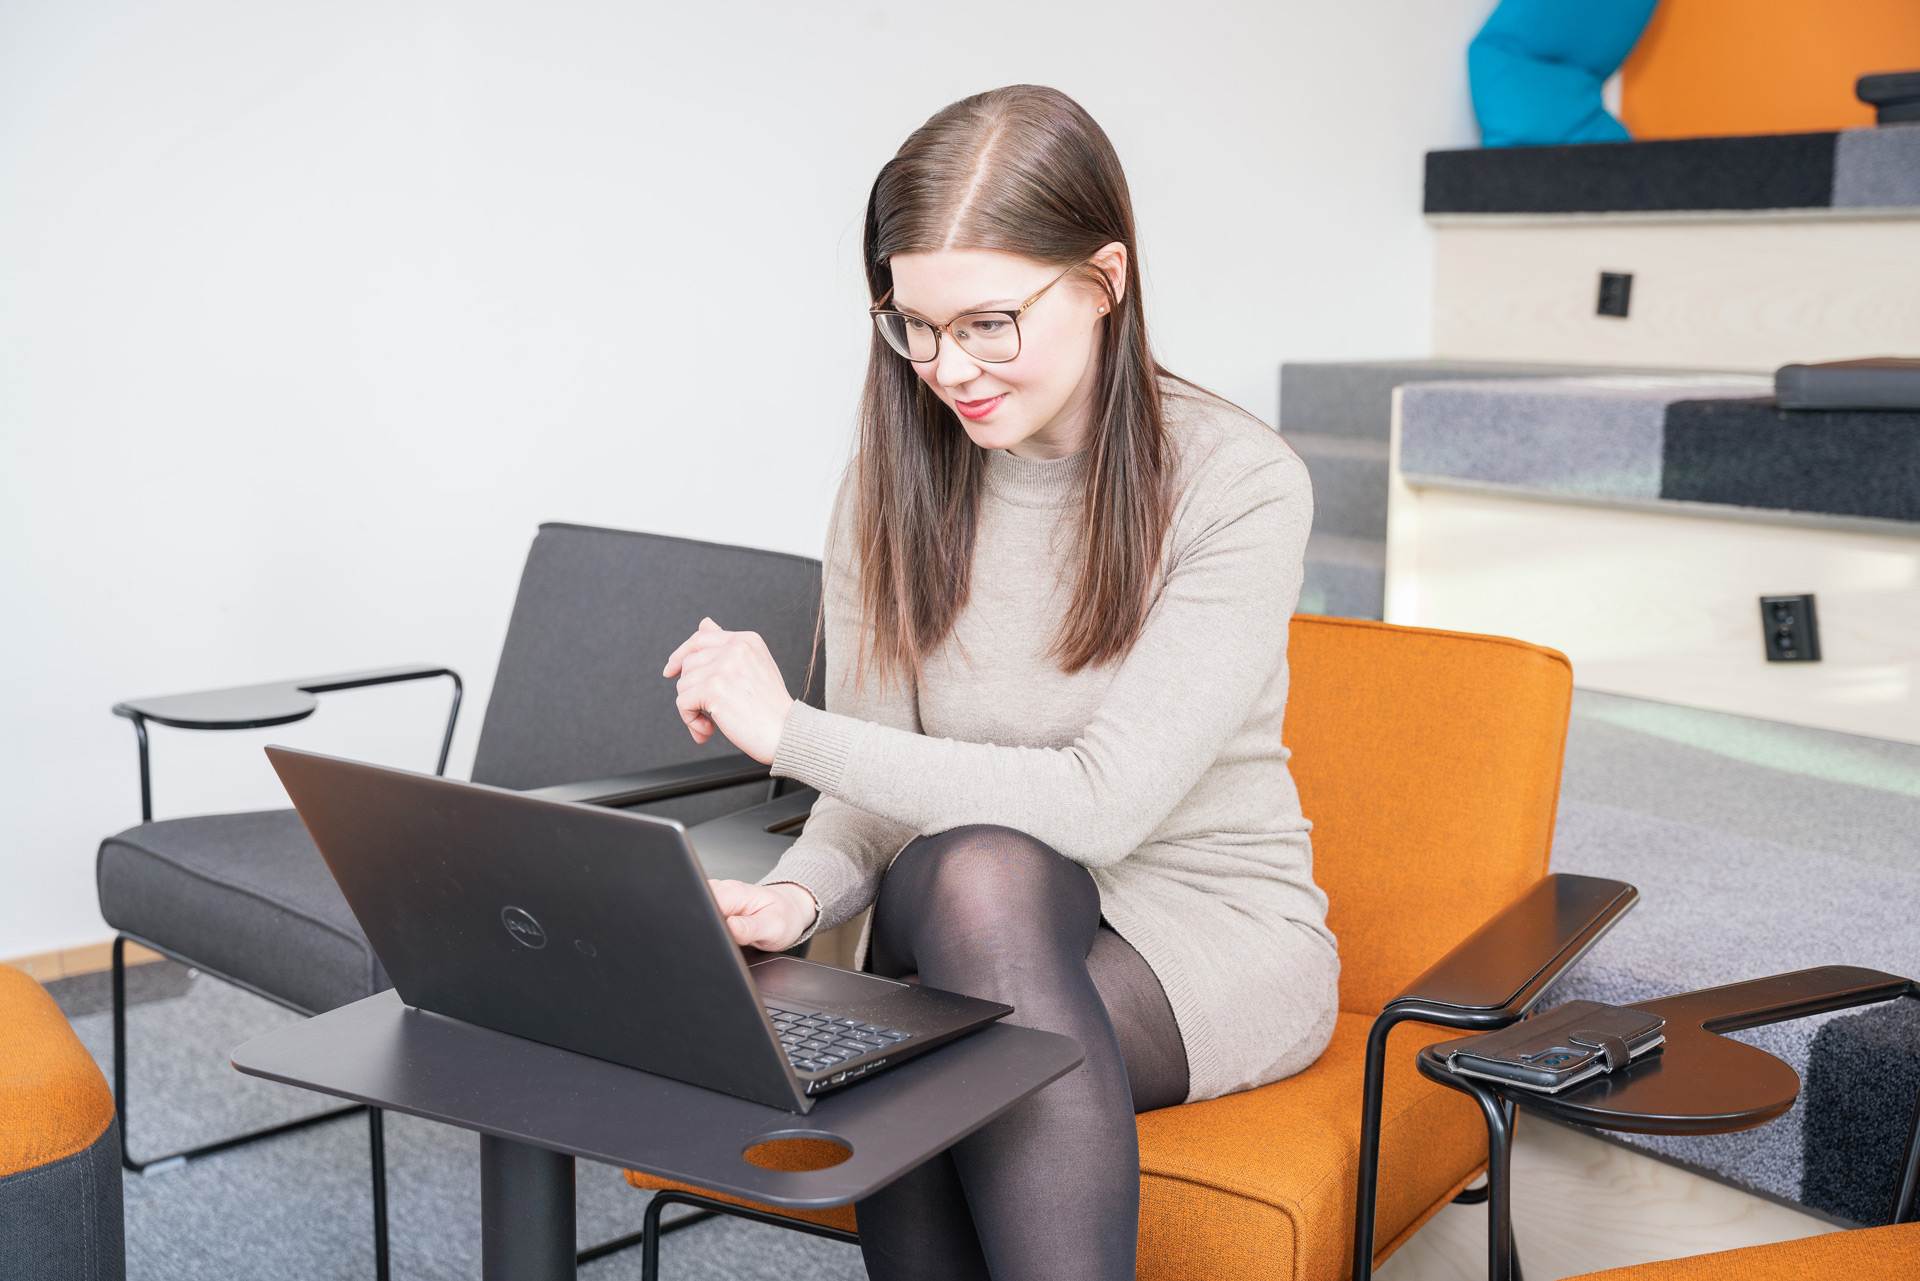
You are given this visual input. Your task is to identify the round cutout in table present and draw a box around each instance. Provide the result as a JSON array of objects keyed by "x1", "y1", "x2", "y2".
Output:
[{"x1": 742, "y1": 1133, "x2": 853, "y2": 1171}]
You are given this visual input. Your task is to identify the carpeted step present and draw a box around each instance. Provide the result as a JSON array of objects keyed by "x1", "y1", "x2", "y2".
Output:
[
  {"x1": 1398, "y1": 375, "x2": 1920, "y2": 523},
  {"x1": 1288, "y1": 432, "x2": 1388, "y2": 541},
  {"x1": 1300, "y1": 533, "x2": 1385, "y2": 621},
  {"x1": 1803, "y1": 999, "x2": 1920, "y2": 1226},
  {"x1": 1277, "y1": 359, "x2": 1724, "y2": 442}
]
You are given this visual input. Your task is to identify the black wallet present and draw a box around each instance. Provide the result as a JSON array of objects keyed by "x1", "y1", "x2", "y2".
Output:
[{"x1": 1434, "y1": 1000, "x2": 1666, "y2": 1094}]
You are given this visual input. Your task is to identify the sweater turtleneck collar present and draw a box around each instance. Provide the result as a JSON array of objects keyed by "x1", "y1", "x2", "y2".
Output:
[{"x1": 982, "y1": 446, "x2": 1087, "y2": 510}]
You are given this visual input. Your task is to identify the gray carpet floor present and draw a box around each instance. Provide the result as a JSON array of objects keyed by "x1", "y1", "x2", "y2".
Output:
[
  {"x1": 63, "y1": 973, "x2": 867, "y2": 1281},
  {"x1": 1544, "y1": 691, "x2": 1920, "y2": 1209}
]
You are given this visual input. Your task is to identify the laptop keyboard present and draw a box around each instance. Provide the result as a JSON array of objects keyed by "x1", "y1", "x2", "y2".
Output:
[{"x1": 767, "y1": 1005, "x2": 911, "y2": 1076}]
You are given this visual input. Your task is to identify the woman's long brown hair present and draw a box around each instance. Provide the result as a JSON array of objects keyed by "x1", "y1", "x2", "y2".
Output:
[{"x1": 855, "y1": 84, "x2": 1173, "y2": 687}]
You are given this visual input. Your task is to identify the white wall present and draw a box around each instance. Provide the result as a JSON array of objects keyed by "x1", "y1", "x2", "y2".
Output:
[{"x1": 0, "y1": 0, "x2": 1493, "y2": 958}]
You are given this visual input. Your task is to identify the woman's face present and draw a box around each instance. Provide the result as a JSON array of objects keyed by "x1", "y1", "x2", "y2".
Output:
[{"x1": 885, "y1": 244, "x2": 1125, "y2": 460}]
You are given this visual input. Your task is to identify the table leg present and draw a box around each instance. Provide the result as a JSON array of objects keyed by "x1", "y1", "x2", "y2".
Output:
[
  {"x1": 1463, "y1": 1080, "x2": 1519, "y2": 1281},
  {"x1": 481, "y1": 1134, "x2": 576, "y2": 1281}
]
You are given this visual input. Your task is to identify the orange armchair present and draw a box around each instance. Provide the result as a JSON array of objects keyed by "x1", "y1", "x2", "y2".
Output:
[
  {"x1": 627, "y1": 615, "x2": 1637, "y2": 1281},
  {"x1": 1561, "y1": 1222, "x2": 1920, "y2": 1279}
]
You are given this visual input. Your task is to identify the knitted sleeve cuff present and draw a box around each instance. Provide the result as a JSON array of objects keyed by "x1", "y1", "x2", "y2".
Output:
[
  {"x1": 758, "y1": 846, "x2": 868, "y2": 937},
  {"x1": 770, "y1": 699, "x2": 859, "y2": 795}
]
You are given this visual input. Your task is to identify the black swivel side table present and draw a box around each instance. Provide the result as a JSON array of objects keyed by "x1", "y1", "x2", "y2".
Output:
[
  {"x1": 1420, "y1": 965, "x2": 1920, "y2": 1281},
  {"x1": 233, "y1": 990, "x2": 1082, "y2": 1280}
]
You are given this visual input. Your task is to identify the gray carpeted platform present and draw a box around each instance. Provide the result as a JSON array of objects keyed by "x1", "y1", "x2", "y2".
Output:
[
  {"x1": 61, "y1": 972, "x2": 865, "y2": 1281},
  {"x1": 1277, "y1": 360, "x2": 1753, "y2": 620},
  {"x1": 1424, "y1": 123, "x2": 1920, "y2": 215},
  {"x1": 1398, "y1": 376, "x2": 1774, "y2": 499},
  {"x1": 1547, "y1": 691, "x2": 1920, "y2": 1219},
  {"x1": 1397, "y1": 375, "x2": 1920, "y2": 523}
]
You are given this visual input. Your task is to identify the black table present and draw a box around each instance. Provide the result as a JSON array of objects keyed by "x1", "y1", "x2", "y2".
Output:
[
  {"x1": 1418, "y1": 965, "x2": 1919, "y2": 1281},
  {"x1": 232, "y1": 989, "x2": 1083, "y2": 1280}
]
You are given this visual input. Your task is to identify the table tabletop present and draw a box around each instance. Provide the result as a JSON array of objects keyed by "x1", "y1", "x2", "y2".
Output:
[
  {"x1": 233, "y1": 988, "x2": 1083, "y2": 1209},
  {"x1": 1418, "y1": 964, "x2": 1913, "y2": 1135}
]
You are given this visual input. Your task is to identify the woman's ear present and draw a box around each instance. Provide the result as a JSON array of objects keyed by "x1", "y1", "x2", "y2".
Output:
[{"x1": 1090, "y1": 241, "x2": 1128, "y2": 306}]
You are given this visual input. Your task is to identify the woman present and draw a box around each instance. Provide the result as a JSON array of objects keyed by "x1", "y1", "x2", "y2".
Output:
[{"x1": 662, "y1": 84, "x2": 1338, "y2": 1281}]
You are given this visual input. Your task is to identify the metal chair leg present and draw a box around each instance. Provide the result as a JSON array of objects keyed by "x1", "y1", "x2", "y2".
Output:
[
  {"x1": 370, "y1": 1108, "x2": 390, "y2": 1281},
  {"x1": 112, "y1": 936, "x2": 367, "y2": 1171},
  {"x1": 111, "y1": 934, "x2": 389, "y2": 1277},
  {"x1": 633, "y1": 1189, "x2": 855, "y2": 1281},
  {"x1": 1459, "y1": 1078, "x2": 1524, "y2": 1281},
  {"x1": 578, "y1": 1193, "x2": 718, "y2": 1270}
]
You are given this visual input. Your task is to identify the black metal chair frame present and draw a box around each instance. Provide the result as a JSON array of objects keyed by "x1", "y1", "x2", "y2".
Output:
[
  {"x1": 636, "y1": 1190, "x2": 857, "y2": 1281},
  {"x1": 109, "y1": 664, "x2": 781, "y2": 1277},
  {"x1": 1345, "y1": 872, "x2": 1641, "y2": 1281}
]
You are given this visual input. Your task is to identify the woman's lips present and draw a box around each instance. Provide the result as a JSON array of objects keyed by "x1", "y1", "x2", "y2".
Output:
[{"x1": 954, "y1": 394, "x2": 1007, "y2": 421}]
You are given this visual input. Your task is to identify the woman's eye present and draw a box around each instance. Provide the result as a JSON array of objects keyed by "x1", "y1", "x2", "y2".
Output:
[
  {"x1": 968, "y1": 318, "x2": 1009, "y2": 334},
  {"x1": 903, "y1": 317, "x2": 934, "y2": 334}
]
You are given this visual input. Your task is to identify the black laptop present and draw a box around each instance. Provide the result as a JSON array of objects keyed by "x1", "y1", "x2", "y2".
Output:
[{"x1": 266, "y1": 746, "x2": 1010, "y2": 1113}]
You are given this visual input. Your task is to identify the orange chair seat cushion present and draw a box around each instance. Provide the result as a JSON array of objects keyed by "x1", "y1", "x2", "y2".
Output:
[
  {"x1": 1562, "y1": 1221, "x2": 1920, "y2": 1279},
  {"x1": 1136, "y1": 1012, "x2": 1486, "y2": 1281},
  {"x1": 625, "y1": 1137, "x2": 859, "y2": 1235},
  {"x1": 0, "y1": 964, "x2": 116, "y2": 1178}
]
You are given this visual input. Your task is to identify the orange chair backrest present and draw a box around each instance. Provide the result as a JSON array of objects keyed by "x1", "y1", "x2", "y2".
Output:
[{"x1": 1284, "y1": 616, "x2": 1573, "y2": 1017}]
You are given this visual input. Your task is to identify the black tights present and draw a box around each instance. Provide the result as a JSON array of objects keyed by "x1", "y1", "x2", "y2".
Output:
[{"x1": 856, "y1": 825, "x2": 1189, "y2": 1281}]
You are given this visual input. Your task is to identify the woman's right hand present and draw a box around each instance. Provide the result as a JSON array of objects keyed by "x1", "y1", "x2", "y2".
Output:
[{"x1": 709, "y1": 879, "x2": 819, "y2": 953}]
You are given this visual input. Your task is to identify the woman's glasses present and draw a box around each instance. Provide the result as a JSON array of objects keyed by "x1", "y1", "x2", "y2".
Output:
[{"x1": 870, "y1": 267, "x2": 1077, "y2": 364}]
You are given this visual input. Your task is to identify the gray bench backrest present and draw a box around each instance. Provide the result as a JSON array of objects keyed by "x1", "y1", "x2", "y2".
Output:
[{"x1": 471, "y1": 524, "x2": 824, "y2": 820}]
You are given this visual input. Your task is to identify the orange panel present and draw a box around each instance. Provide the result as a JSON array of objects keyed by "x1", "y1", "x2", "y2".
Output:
[{"x1": 1622, "y1": 0, "x2": 1920, "y2": 139}]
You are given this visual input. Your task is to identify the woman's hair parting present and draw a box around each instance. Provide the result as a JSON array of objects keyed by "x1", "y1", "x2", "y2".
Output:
[{"x1": 854, "y1": 84, "x2": 1173, "y2": 685}]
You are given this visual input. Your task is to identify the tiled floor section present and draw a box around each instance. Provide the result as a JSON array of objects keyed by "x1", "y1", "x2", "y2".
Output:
[{"x1": 1379, "y1": 1115, "x2": 1840, "y2": 1281}]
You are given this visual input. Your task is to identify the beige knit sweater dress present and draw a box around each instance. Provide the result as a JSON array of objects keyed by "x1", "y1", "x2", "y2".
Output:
[{"x1": 764, "y1": 384, "x2": 1340, "y2": 1103}]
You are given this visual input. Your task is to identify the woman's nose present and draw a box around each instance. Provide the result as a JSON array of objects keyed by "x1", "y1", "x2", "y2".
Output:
[{"x1": 933, "y1": 337, "x2": 983, "y2": 389}]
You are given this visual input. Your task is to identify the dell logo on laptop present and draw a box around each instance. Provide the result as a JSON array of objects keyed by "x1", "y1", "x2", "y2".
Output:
[{"x1": 501, "y1": 906, "x2": 547, "y2": 949}]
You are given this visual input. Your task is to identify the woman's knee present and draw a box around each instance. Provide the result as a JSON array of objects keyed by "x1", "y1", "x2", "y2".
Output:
[{"x1": 886, "y1": 825, "x2": 1098, "y2": 922}]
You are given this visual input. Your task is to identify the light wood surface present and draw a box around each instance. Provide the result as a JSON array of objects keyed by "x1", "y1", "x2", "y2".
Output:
[
  {"x1": 5, "y1": 937, "x2": 164, "y2": 982},
  {"x1": 1385, "y1": 396, "x2": 1920, "y2": 745},
  {"x1": 1378, "y1": 1114, "x2": 1841, "y2": 1281},
  {"x1": 1431, "y1": 214, "x2": 1920, "y2": 371}
]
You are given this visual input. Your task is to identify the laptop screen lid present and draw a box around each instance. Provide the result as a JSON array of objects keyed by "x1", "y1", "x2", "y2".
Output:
[{"x1": 266, "y1": 745, "x2": 810, "y2": 1112}]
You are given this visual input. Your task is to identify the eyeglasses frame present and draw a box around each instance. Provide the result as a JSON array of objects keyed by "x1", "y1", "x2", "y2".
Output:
[{"x1": 869, "y1": 265, "x2": 1086, "y2": 365}]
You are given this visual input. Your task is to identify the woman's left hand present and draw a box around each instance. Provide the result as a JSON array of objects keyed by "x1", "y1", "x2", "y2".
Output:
[{"x1": 663, "y1": 618, "x2": 795, "y2": 764}]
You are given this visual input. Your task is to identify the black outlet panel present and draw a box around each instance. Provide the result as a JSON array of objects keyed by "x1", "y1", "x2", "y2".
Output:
[
  {"x1": 1760, "y1": 594, "x2": 1821, "y2": 662},
  {"x1": 1597, "y1": 271, "x2": 1633, "y2": 318}
]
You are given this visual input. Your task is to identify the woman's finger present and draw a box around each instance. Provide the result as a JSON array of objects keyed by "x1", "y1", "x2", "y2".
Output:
[
  {"x1": 662, "y1": 620, "x2": 734, "y2": 677},
  {"x1": 674, "y1": 684, "x2": 717, "y2": 741}
]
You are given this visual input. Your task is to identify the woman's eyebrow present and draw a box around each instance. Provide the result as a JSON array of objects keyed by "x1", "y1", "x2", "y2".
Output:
[{"x1": 893, "y1": 297, "x2": 1021, "y2": 319}]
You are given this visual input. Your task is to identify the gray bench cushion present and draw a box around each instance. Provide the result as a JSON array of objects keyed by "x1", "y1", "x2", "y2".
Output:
[{"x1": 97, "y1": 810, "x2": 387, "y2": 1016}]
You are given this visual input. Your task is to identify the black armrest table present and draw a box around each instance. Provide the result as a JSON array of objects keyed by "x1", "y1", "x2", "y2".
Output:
[
  {"x1": 1418, "y1": 966, "x2": 1920, "y2": 1281},
  {"x1": 233, "y1": 989, "x2": 1083, "y2": 1281}
]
